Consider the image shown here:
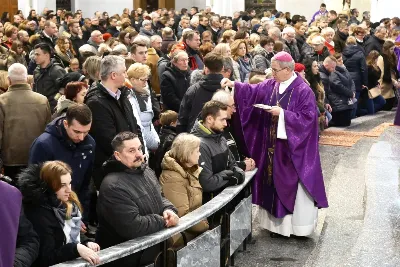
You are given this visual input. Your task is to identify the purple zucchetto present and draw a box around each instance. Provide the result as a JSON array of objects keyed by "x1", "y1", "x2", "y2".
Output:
[{"x1": 272, "y1": 51, "x2": 294, "y2": 62}]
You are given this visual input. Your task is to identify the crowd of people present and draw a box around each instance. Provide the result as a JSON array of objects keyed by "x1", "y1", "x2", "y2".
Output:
[{"x1": 0, "y1": 2, "x2": 399, "y2": 267}]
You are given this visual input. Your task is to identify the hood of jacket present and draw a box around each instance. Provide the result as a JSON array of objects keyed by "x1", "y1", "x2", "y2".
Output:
[
  {"x1": 18, "y1": 164, "x2": 61, "y2": 208},
  {"x1": 252, "y1": 44, "x2": 268, "y2": 57},
  {"x1": 342, "y1": 44, "x2": 363, "y2": 57},
  {"x1": 198, "y1": 73, "x2": 224, "y2": 92},
  {"x1": 191, "y1": 120, "x2": 223, "y2": 140},
  {"x1": 56, "y1": 96, "x2": 75, "y2": 114},
  {"x1": 161, "y1": 151, "x2": 202, "y2": 181}
]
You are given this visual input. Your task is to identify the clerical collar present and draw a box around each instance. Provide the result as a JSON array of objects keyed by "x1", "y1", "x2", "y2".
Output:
[{"x1": 278, "y1": 73, "x2": 297, "y2": 94}]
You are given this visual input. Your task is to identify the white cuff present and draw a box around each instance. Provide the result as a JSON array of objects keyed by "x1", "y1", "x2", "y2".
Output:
[{"x1": 277, "y1": 109, "x2": 287, "y2": 140}]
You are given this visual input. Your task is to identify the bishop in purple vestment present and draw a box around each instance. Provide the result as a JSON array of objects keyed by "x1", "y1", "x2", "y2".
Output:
[{"x1": 222, "y1": 52, "x2": 328, "y2": 236}]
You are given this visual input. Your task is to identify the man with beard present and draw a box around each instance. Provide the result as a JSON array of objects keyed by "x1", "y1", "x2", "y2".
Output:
[
  {"x1": 191, "y1": 100, "x2": 245, "y2": 203},
  {"x1": 17, "y1": 31, "x2": 32, "y2": 63},
  {"x1": 67, "y1": 20, "x2": 85, "y2": 58}
]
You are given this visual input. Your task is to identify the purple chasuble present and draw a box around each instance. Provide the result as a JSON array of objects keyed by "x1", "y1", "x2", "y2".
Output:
[
  {"x1": 233, "y1": 75, "x2": 328, "y2": 218},
  {"x1": 0, "y1": 181, "x2": 22, "y2": 267}
]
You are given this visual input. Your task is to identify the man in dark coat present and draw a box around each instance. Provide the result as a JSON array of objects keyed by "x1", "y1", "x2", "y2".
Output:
[
  {"x1": 33, "y1": 43, "x2": 67, "y2": 112},
  {"x1": 85, "y1": 55, "x2": 144, "y2": 189},
  {"x1": 29, "y1": 104, "x2": 95, "y2": 222},
  {"x1": 160, "y1": 50, "x2": 191, "y2": 112},
  {"x1": 364, "y1": 26, "x2": 387, "y2": 55},
  {"x1": 96, "y1": 132, "x2": 178, "y2": 267},
  {"x1": 106, "y1": 16, "x2": 119, "y2": 37},
  {"x1": 32, "y1": 21, "x2": 58, "y2": 48},
  {"x1": 177, "y1": 52, "x2": 224, "y2": 133},
  {"x1": 67, "y1": 20, "x2": 85, "y2": 59},
  {"x1": 197, "y1": 15, "x2": 210, "y2": 36},
  {"x1": 333, "y1": 20, "x2": 349, "y2": 53}
]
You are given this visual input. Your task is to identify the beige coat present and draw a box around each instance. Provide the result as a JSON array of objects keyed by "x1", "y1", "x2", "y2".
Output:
[
  {"x1": 146, "y1": 47, "x2": 160, "y2": 94},
  {"x1": 160, "y1": 151, "x2": 209, "y2": 245},
  {"x1": 377, "y1": 55, "x2": 396, "y2": 99},
  {"x1": 0, "y1": 83, "x2": 51, "y2": 165}
]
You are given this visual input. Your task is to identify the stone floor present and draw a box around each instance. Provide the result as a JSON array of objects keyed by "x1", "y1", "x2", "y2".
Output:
[{"x1": 233, "y1": 111, "x2": 400, "y2": 267}]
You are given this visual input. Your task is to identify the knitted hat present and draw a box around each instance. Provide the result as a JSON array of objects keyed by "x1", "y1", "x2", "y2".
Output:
[
  {"x1": 102, "y1": 33, "x2": 112, "y2": 42},
  {"x1": 294, "y1": 63, "x2": 305, "y2": 73}
]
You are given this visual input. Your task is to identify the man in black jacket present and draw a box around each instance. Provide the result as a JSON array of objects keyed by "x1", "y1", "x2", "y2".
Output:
[
  {"x1": 364, "y1": 25, "x2": 387, "y2": 55},
  {"x1": 32, "y1": 21, "x2": 58, "y2": 48},
  {"x1": 177, "y1": 52, "x2": 224, "y2": 133},
  {"x1": 106, "y1": 17, "x2": 119, "y2": 37},
  {"x1": 33, "y1": 43, "x2": 67, "y2": 111},
  {"x1": 67, "y1": 20, "x2": 85, "y2": 59},
  {"x1": 85, "y1": 55, "x2": 144, "y2": 189},
  {"x1": 97, "y1": 132, "x2": 178, "y2": 267},
  {"x1": 191, "y1": 101, "x2": 245, "y2": 203}
]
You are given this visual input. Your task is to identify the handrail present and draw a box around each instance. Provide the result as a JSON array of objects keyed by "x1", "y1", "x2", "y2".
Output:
[{"x1": 52, "y1": 169, "x2": 257, "y2": 267}]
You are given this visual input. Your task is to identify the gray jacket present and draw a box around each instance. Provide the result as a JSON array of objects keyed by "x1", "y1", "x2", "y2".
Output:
[{"x1": 191, "y1": 121, "x2": 243, "y2": 193}]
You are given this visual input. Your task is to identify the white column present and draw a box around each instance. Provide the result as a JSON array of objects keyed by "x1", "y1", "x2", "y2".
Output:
[
  {"x1": 176, "y1": 0, "x2": 206, "y2": 12},
  {"x1": 206, "y1": 0, "x2": 244, "y2": 17},
  {"x1": 276, "y1": 0, "x2": 323, "y2": 21}
]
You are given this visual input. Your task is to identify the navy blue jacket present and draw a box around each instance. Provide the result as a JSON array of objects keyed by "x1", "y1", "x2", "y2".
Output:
[
  {"x1": 29, "y1": 116, "x2": 95, "y2": 216},
  {"x1": 343, "y1": 45, "x2": 368, "y2": 92}
]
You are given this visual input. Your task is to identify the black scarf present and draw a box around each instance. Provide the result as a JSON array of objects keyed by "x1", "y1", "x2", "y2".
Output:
[{"x1": 382, "y1": 54, "x2": 393, "y2": 84}]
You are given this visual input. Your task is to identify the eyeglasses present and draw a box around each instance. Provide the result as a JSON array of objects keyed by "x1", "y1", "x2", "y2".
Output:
[
  {"x1": 271, "y1": 68, "x2": 287, "y2": 73},
  {"x1": 228, "y1": 104, "x2": 236, "y2": 109},
  {"x1": 138, "y1": 78, "x2": 148, "y2": 82}
]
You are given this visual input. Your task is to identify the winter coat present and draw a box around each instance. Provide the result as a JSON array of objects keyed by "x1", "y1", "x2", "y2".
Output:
[
  {"x1": 367, "y1": 65, "x2": 381, "y2": 89},
  {"x1": 6, "y1": 51, "x2": 27, "y2": 69},
  {"x1": 86, "y1": 38, "x2": 99, "y2": 55},
  {"x1": 147, "y1": 47, "x2": 161, "y2": 94},
  {"x1": 96, "y1": 158, "x2": 177, "y2": 250},
  {"x1": 160, "y1": 62, "x2": 191, "y2": 112},
  {"x1": 33, "y1": 60, "x2": 67, "y2": 112},
  {"x1": 325, "y1": 65, "x2": 355, "y2": 112},
  {"x1": 177, "y1": 73, "x2": 224, "y2": 133},
  {"x1": 54, "y1": 45, "x2": 75, "y2": 67},
  {"x1": 0, "y1": 83, "x2": 51, "y2": 166},
  {"x1": 157, "y1": 55, "x2": 170, "y2": 85},
  {"x1": 300, "y1": 43, "x2": 330, "y2": 65},
  {"x1": 18, "y1": 165, "x2": 89, "y2": 267},
  {"x1": 139, "y1": 28, "x2": 155, "y2": 37},
  {"x1": 185, "y1": 44, "x2": 204, "y2": 70},
  {"x1": 84, "y1": 82, "x2": 144, "y2": 188},
  {"x1": 161, "y1": 36, "x2": 176, "y2": 55},
  {"x1": 283, "y1": 40, "x2": 301, "y2": 62},
  {"x1": 295, "y1": 34, "x2": 306, "y2": 52},
  {"x1": 342, "y1": 45, "x2": 368, "y2": 91},
  {"x1": 377, "y1": 55, "x2": 397, "y2": 99},
  {"x1": 14, "y1": 206, "x2": 40, "y2": 267},
  {"x1": 69, "y1": 34, "x2": 85, "y2": 58},
  {"x1": 128, "y1": 89, "x2": 160, "y2": 151},
  {"x1": 154, "y1": 125, "x2": 177, "y2": 177},
  {"x1": 32, "y1": 31, "x2": 57, "y2": 48},
  {"x1": 190, "y1": 69, "x2": 206, "y2": 86},
  {"x1": 251, "y1": 44, "x2": 273, "y2": 72},
  {"x1": 29, "y1": 116, "x2": 95, "y2": 214},
  {"x1": 333, "y1": 31, "x2": 348, "y2": 53},
  {"x1": 160, "y1": 151, "x2": 209, "y2": 240},
  {"x1": 190, "y1": 121, "x2": 244, "y2": 194},
  {"x1": 54, "y1": 96, "x2": 75, "y2": 118},
  {"x1": 364, "y1": 35, "x2": 385, "y2": 55},
  {"x1": 106, "y1": 26, "x2": 119, "y2": 37}
]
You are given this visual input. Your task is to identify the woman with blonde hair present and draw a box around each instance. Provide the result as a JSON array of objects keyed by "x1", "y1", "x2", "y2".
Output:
[
  {"x1": 221, "y1": 29, "x2": 236, "y2": 44},
  {"x1": 300, "y1": 33, "x2": 330, "y2": 64},
  {"x1": 18, "y1": 161, "x2": 101, "y2": 266},
  {"x1": 82, "y1": 56, "x2": 101, "y2": 86},
  {"x1": 231, "y1": 39, "x2": 254, "y2": 82},
  {"x1": 214, "y1": 43, "x2": 241, "y2": 81},
  {"x1": 249, "y1": 33, "x2": 260, "y2": 50},
  {"x1": 160, "y1": 133, "x2": 209, "y2": 247},
  {"x1": 126, "y1": 63, "x2": 160, "y2": 152}
]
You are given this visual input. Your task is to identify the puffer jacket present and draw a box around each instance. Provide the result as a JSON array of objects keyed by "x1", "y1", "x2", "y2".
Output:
[
  {"x1": 251, "y1": 44, "x2": 274, "y2": 72},
  {"x1": 333, "y1": 31, "x2": 348, "y2": 53},
  {"x1": 190, "y1": 121, "x2": 244, "y2": 194},
  {"x1": 160, "y1": 151, "x2": 209, "y2": 239},
  {"x1": 160, "y1": 62, "x2": 191, "y2": 112},
  {"x1": 295, "y1": 34, "x2": 306, "y2": 52},
  {"x1": 177, "y1": 73, "x2": 224, "y2": 133},
  {"x1": 300, "y1": 43, "x2": 330, "y2": 64},
  {"x1": 342, "y1": 45, "x2": 368, "y2": 92},
  {"x1": 327, "y1": 66, "x2": 355, "y2": 112},
  {"x1": 18, "y1": 165, "x2": 89, "y2": 267},
  {"x1": 364, "y1": 35, "x2": 385, "y2": 55},
  {"x1": 97, "y1": 158, "x2": 177, "y2": 250}
]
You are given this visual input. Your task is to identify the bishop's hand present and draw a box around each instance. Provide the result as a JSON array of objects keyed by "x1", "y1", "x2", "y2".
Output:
[
  {"x1": 266, "y1": 106, "x2": 282, "y2": 116},
  {"x1": 221, "y1": 78, "x2": 234, "y2": 89}
]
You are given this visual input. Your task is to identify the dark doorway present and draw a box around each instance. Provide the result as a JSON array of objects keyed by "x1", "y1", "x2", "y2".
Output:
[
  {"x1": 56, "y1": 0, "x2": 72, "y2": 11},
  {"x1": 146, "y1": 0, "x2": 158, "y2": 12}
]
